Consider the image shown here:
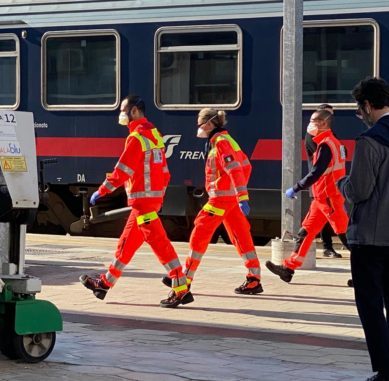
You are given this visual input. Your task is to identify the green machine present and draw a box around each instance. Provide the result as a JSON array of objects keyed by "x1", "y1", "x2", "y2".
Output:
[{"x1": 0, "y1": 111, "x2": 62, "y2": 363}]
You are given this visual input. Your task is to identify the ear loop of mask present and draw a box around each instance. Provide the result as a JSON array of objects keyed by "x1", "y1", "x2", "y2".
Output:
[{"x1": 204, "y1": 114, "x2": 218, "y2": 127}]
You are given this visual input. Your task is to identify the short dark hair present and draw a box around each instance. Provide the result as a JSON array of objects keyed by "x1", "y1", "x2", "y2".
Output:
[
  {"x1": 352, "y1": 77, "x2": 389, "y2": 109},
  {"x1": 317, "y1": 103, "x2": 333, "y2": 111},
  {"x1": 125, "y1": 95, "x2": 145, "y2": 113},
  {"x1": 312, "y1": 109, "x2": 333, "y2": 126}
]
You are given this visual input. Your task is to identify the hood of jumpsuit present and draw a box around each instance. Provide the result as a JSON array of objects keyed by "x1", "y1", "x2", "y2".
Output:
[{"x1": 128, "y1": 117, "x2": 160, "y2": 145}]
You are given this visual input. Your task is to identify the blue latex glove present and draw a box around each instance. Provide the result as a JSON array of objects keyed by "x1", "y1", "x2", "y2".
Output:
[
  {"x1": 90, "y1": 191, "x2": 101, "y2": 205},
  {"x1": 239, "y1": 201, "x2": 250, "y2": 216},
  {"x1": 285, "y1": 187, "x2": 297, "y2": 199}
]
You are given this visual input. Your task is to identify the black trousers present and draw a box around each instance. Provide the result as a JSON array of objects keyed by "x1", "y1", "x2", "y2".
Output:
[{"x1": 351, "y1": 245, "x2": 389, "y2": 374}]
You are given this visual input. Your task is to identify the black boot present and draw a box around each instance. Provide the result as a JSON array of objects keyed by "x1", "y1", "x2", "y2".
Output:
[
  {"x1": 265, "y1": 261, "x2": 294, "y2": 283},
  {"x1": 79, "y1": 274, "x2": 110, "y2": 300},
  {"x1": 347, "y1": 278, "x2": 354, "y2": 287},
  {"x1": 234, "y1": 276, "x2": 263, "y2": 295},
  {"x1": 160, "y1": 290, "x2": 194, "y2": 308}
]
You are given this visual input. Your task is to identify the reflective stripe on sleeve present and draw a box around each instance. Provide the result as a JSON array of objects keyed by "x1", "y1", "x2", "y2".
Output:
[
  {"x1": 115, "y1": 162, "x2": 135, "y2": 176},
  {"x1": 225, "y1": 161, "x2": 240, "y2": 170},
  {"x1": 235, "y1": 186, "x2": 248, "y2": 193},
  {"x1": 103, "y1": 179, "x2": 117, "y2": 192}
]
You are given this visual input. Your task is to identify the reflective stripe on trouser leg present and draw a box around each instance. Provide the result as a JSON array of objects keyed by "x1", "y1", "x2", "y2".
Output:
[
  {"x1": 137, "y1": 205, "x2": 188, "y2": 292},
  {"x1": 222, "y1": 203, "x2": 261, "y2": 278},
  {"x1": 186, "y1": 206, "x2": 224, "y2": 280},
  {"x1": 164, "y1": 259, "x2": 188, "y2": 292},
  {"x1": 284, "y1": 200, "x2": 327, "y2": 270},
  {"x1": 241, "y1": 251, "x2": 261, "y2": 279},
  {"x1": 102, "y1": 210, "x2": 145, "y2": 287},
  {"x1": 184, "y1": 250, "x2": 205, "y2": 280}
]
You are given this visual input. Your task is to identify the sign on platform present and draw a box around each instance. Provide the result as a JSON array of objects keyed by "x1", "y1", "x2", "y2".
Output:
[
  {"x1": 0, "y1": 111, "x2": 38, "y2": 208},
  {"x1": 0, "y1": 112, "x2": 22, "y2": 157},
  {"x1": 0, "y1": 156, "x2": 27, "y2": 172}
]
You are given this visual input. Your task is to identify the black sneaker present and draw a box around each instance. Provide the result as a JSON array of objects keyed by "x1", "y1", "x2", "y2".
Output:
[
  {"x1": 265, "y1": 261, "x2": 294, "y2": 283},
  {"x1": 347, "y1": 278, "x2": 354, "y2": 287},
  {"x1": 235, "y1": 276, "x2": 263, "y2": 295},
  {"x1": 79, "y1": 274, "x2": 110, "y2": 300},
  {"x1": 160, "y1": 290, "x2": 194, "y2": 308},
  {"x1": 323, "y1": 249, "x2": 342, "y2": 258}
]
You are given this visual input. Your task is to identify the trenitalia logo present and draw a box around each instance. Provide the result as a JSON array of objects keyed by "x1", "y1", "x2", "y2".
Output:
[{"x1": 163, "y1": 135, "x2": 182, "y2": 158}]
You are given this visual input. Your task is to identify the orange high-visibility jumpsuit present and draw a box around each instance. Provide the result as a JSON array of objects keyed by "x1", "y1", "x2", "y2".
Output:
[
  {"x1": 97, "y1": 118, "x2": 188, "y2": 294},
  {"x1": 185, "y1": 131, "x2": 261, "y2": 281},
  {"x1": 284, "y1": 129, "x2": 349, "y2": 270}
]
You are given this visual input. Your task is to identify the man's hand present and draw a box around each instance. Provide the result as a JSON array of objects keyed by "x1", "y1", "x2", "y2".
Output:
[
  {"x1": 239, "y1": 201, "x2": 250, "y2": 216},
  {"x1": 285, "y1": 187, "x2": 297, "y2": 199},
  {"x1": 90, "y1": 191, "x2": 101, "y2": 205}
]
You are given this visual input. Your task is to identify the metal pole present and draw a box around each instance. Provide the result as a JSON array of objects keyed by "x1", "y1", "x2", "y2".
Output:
[{"x1": 281, "y1": 0, "x2": 303, "y2": 235}]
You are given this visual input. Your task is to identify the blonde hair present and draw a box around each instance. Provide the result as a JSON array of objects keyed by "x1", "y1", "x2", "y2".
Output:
[{"x1": 198, "y1": 108, "x2": 227, "y2": 127}]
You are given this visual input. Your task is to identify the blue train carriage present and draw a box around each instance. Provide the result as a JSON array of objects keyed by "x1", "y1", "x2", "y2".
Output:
[{"x1": 0, "y1": 0, "x2": 386, "y2": 243}]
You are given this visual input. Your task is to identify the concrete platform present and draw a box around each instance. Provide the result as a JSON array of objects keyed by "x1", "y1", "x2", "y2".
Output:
[{"x1": 0, "y1": 234, "x2": 372, "y2": 381}]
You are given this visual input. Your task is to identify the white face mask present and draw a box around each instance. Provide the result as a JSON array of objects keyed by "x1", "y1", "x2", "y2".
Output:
[
  {"x1": 118, "y1": 112, "x2": 129, "y2": 126},
  {"x1": 306, "y1": 122, "x2": 319, "y2": 136},
  {"x1": 196, "y1": 126, "x2": 209, "y2": 138}
]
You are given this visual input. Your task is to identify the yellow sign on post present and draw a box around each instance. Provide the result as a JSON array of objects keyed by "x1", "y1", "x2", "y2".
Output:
[{"x1": 0, "y1": 156, "x2": 27, "y2": 172}]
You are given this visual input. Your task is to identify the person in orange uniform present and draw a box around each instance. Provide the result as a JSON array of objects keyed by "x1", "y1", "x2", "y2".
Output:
[
  {"x1": 80, "y1": 95, "x2": 193, "y2": 308},
  {"x1": 266, "y1": 109, "x2": 349, "y2": 282},
  {"x1": 163, "y1": 108, "x2": 263, "y2": 294}
]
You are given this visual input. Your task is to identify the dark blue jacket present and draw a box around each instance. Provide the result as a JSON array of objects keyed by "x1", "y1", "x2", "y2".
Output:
[{"x1": 338, "y1": 114, "x2": 389, "y2": 246}]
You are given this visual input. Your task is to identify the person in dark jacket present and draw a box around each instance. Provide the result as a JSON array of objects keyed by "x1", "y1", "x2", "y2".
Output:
[
  {"x1": 338, "y1": 77, "x2": 389, "y2": 381},
  {"x1": 305, "y1": 104, "x2": 342, "y2": 258}
]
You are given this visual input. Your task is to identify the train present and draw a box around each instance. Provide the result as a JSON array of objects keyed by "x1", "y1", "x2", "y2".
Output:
[{"x1": 0, "y1": 0, "x2": 387, "y2": 244}]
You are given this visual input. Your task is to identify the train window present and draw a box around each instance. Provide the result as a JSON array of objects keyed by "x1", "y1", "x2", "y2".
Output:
[
  {"x1": 0, "y1": 34, "x2": 19, "y2": 110},
  {"x1": 300, "y1": 19, "x2": 379, "y2": 109},
  {"x1": 42, "y1": 30, "x2": 120, "y2": 111},
  {"x1": 155, "y1": 25, "x2": 242, "y2": 110}
]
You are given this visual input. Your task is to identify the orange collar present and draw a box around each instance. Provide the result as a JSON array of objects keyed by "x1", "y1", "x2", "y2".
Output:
[{"x1": 313, "y1": 129, "x2": 333, "y2": 144}]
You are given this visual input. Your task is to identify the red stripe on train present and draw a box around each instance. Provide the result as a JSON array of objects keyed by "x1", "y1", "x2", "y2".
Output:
[
  {"x1": 250, "y1": 139, "x2": 356, "y2": 161},
  {"x1": 36, "y1": 137, "x2": 356, "y2": 160},
  {"x1": 36, "y1": 137, "x2": 125, "y2": 157}
]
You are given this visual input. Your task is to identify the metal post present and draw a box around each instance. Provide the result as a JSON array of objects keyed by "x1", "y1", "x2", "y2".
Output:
[{"x1": 281, "y1": 0, "x2": 303, "y2": 235}]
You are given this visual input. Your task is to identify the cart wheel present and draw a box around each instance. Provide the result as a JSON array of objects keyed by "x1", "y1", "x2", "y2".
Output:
[{"x1": 13, "y1": 332, "x2": 56, "y2": 363}]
